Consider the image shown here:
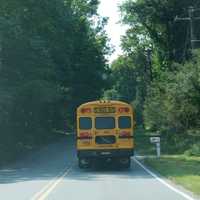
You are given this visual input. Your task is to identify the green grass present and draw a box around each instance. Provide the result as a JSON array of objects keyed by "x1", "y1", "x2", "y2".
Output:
[
  {"x1": 135, "y1": 128, "x2": 200, "y2": 195},
  {"x1": 145, "y1": 155, "x2": 200, "y2": 196}
]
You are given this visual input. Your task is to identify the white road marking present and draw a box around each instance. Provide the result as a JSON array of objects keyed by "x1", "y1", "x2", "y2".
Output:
[
  {"x1": 30, "y1": 165, "x2": 73, "y2": 200},
  {"x1": 133, "y1": 157, "x2": 195, "y2": 200}
]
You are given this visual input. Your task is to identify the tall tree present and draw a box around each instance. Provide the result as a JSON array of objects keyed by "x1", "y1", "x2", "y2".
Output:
[{"x1": 0, "y1": 0, "x2": 110, "y2": 162}]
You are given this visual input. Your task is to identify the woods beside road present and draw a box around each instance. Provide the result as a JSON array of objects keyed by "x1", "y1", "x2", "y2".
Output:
[
  {"x1": 0, "y1": 0, "x2": 110, "y2": 164},
  {"x1": 104, "y1": 0, "x2": 200, "y2": 157}
]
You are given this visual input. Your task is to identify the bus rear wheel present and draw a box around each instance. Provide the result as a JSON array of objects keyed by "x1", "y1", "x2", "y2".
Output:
[
  {"x1": 78, "y1": 158, "x2": 91, "y2": 169},
  {"x1": 119, "y1": 157, "x2": 131, "y2": 168}
]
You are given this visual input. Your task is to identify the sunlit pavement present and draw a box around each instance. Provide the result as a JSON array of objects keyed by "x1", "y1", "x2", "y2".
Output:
[{"x1": 0, "y1": 135, "x2": 197, "y2": 200}]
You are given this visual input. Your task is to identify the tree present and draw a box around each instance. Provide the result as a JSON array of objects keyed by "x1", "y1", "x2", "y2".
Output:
[
  {"x1": 0, "y1": 0, "x2": 110, "y2": 162},
  {"x1": 144, "y1": 51, "x2": 200, "y2": 135},
  {"x1": 121, "y1": 0, "x2": 200, "y2": 65}
]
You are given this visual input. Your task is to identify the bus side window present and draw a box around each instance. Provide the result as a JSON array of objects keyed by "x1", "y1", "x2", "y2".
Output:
[
  {"x1": 118, "y1": 116, "x2": 131, "y2": 129},
  {"x1": 79, "y1": 117, "x2": 92, "y2": 130}
]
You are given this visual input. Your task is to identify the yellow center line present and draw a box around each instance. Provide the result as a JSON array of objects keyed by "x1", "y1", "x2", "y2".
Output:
[{"x1": 30, "y1": 165, "x2": 73, "y2": 200}]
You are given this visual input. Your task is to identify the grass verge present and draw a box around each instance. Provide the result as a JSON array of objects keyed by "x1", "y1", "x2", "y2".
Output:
[{"x1": 144, "y1": 155, "x2": 200, "y2": 196}]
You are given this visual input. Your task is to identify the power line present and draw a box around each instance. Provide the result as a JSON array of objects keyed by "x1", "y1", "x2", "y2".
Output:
[
  {"x1": 175, "y1": 6, "x2": 200, "y2": 50},
  {"x1": 192, "y1": 7, "x2": 200, "y2": 12}
]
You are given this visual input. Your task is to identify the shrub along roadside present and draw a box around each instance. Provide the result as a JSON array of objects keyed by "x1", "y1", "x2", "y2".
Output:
[
  {"x1": 144, "y1": 52, "x2": 200, "y2": 142},
  {"x1": 135, "y1": 127, "x2": 200, "y2": 156},
  {"x1": 135, "y1": 128, "x2": 200, "y2": 196}
]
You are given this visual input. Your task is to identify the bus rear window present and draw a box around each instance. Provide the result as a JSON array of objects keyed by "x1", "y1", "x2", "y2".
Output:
[
  {"x1": 79, "y1": 117, "x2": 92, "y2": 129},
  {"x1": 119, "y1": 116, "x2": 131, "y2": 129},
  {"x1": 95, "y1": 117, "x2": 115, "y2": 129}
]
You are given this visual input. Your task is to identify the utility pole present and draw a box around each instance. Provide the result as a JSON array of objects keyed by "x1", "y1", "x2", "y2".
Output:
[
  {"x1": 189, "y1": 6, "x2": 195, "y2": 49},
  {"x1": 175, "y1": 6, "x2": 200, "y2": 50},
  {"x1": 0, "y1": 34, "x2": 2, "y2": 70},
  {"x1": 144, "y1": 48, "x2": 153, "y2": 83},
  {"x1": 146, "y1": 49, "x2": 153, "y2": 81}
]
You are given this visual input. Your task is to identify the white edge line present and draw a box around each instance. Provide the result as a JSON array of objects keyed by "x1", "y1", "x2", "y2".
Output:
[
  {"x1": 30, "y1": 179, "x2": 56, "y2": 200},
  {"x1": 133, "y1": 157, "x2": 195, "y2": 200},
  {"x1": 30, "y1": 165, "x2": 72, "y2": 200}
]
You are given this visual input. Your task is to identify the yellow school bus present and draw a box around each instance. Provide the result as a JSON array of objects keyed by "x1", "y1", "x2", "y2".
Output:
[{"x1": 76, "y1": 100, "x2": 136, "y2": 168}]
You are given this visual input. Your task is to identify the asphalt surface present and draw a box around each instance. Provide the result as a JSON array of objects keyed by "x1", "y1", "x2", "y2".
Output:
[{"x1": 0, "y1": 135, "x2": 198, "y2": 200}]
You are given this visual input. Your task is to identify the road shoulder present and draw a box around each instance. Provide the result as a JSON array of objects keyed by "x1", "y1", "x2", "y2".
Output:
[{"x1": 134, "y1": 156, "x2": 200, "y2": 200}]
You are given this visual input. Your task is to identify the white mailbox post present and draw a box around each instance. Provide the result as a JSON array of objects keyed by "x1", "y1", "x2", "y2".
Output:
[{"x1": 150, "y1": 137, "x2": 161, "y2": 158}]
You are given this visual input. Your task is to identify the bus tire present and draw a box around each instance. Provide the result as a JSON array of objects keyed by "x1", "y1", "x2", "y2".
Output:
[
  {"x1": 119, "y1": 157, "x2": 131, "y2": 169},
  {"x1": 78, "y1": 158, "x2": 90, "y2": 169}
]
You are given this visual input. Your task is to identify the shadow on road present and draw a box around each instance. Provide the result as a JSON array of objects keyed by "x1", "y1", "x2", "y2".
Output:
[
  {"x1": 0, "y1": 136, "x2": 75, "y2": 184},
  {"x1": 65, "y1": 161, "x2": 153, "y2": 182},
  {"x1": 0, "y1": 135, "x2": 166, "y2": 184}
]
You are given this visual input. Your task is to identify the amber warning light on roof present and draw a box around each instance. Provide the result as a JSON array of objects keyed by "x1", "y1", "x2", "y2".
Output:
[
  {"x1": 118, "y1": 107, "x2": 130, "y2": 113},
  {"x1": 81, "y1": 108, "x2": 92, "y2": 113}
]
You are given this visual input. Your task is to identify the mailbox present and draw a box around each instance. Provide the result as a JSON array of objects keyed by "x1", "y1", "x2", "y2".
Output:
[{"x1": 150, "y1": 137, "x2": 160, "y2": 143}]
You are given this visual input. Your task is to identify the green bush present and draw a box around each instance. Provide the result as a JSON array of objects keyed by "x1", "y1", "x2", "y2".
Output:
[
  {"x1": 184, "y1": 143, "x2": 200, "y2": 156},
  {"x1": 144, "y1": 51, "x2": 200, "y2": 137}
]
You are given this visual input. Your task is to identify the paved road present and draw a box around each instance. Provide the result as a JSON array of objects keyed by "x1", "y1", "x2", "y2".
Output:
[{"x1": 0, "y1": 135, "x2": 197, "y2": 200}]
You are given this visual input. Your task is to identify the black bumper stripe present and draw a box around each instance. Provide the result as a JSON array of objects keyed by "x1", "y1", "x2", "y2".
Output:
[
  {"x1": 118, "y1": 136, "x2": 134, "y2": 139},
  {"x1": 77, "y1": 149, "x2": 134, "y2": 158},
  {"x1": 77, "y1": 136, "x2": 134, "y2": 139},
  {"x1": 77, "y1": 136, "x2": 92, "y2": 140}
]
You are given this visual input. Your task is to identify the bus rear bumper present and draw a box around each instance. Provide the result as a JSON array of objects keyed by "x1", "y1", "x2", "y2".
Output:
[{"x1": 77, "y1": 149, "x2": 134, "y2": 158}]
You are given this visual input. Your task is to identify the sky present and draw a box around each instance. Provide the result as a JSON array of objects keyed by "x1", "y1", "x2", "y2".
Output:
[{"x1": 98, "y1": 0, "x2": 127, "y2": 63}]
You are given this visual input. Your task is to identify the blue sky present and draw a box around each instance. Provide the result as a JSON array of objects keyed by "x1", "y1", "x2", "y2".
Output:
[{"x1": 98, "y1": 0, "x2": 127, "y2": 63}]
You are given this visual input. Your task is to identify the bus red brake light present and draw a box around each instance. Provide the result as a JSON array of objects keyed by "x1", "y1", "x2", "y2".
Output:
[
  {"x1": 79, "y1": 132, "x2": 92, "y2": 139},
  {"x1": 119, "y1": 131, "x2": 132, "y2": 138},
  {"x1": 119, "y1": 131, "x2": 130, "y2": 137}
]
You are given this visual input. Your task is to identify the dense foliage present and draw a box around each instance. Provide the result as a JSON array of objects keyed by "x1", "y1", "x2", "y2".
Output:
[
  {"x1": 144, "y1": 52, "x2": 200, "y2": 134},
  {"x1": 104, "y1": 0, "x2": 200, "y2": 154},
  {"x1": 0, "y1": 0, "x2": 109, "y2": 162}
]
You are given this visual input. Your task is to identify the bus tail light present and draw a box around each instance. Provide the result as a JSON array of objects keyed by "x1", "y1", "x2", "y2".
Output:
[
  {"x1": 119, "y1": 131, "x2": 132, "y2": 138},
  {"x1": 79, "y1": 132, "x2": 92, "y2": 139}
]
